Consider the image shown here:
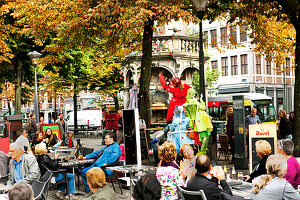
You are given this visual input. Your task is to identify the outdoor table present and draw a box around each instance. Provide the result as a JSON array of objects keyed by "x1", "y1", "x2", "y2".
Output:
[
  {"x1": 106, "y1": 164, "x2": 156, "y2": 197},
  {"x1": 229, "y1": 180, "x2": 252, "y2": 199},
  {"x1": 58, "y1": 159, "x2": 95, "y2": 194}
]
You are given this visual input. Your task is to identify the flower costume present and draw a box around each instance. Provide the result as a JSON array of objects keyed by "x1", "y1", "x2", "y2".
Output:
[{"x1": 184, "y1": 88, "x2": 213, "y2": 154}]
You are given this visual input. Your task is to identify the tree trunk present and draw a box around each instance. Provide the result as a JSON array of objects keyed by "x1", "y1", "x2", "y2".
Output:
[
  {"x1": 14, "y1": 59, "x2": 22, "y2": 115},
  {"x1": 54, "y1": 92, "x2": 57, "y2": 121},
  {"x1": 8, "y1": 101, "x2": 11, "y2": 115},
  {"x1": 113, "y1": 92, "x2": 119, "y2": 112},
  {"x1": 139, "y1": 18, "x2": 154, "y2": 128},
  {"x1": 293, "y1": 26, "x2": 300, "y2": 156}
]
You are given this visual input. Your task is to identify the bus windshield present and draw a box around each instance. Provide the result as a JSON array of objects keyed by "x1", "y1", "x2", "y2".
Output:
[{"x1": 252, "y1": 100, "x2": 276, "y2": 122}]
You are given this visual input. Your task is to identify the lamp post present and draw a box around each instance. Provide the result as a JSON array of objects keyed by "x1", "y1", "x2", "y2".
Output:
[
  {"x1": 28, "y1": 51, "x2": 42, "y2": 123},
  {"x1": 192, "y1": 0, "x2": 208, "y2": 102}
]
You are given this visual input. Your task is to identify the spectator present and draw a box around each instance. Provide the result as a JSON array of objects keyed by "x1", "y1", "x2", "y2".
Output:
[
  {"x1": 83, "y1": 167, "x2": 116, "y2": 200},
  {"x1": 55, "y1": 113, "x2": 68, "y2": 145},
  {"x1": 186, "y1": 155, "x2": 232, "y2": 200},
  {"x1": 245, "y1": 140, "x2": 271, "y2": 182},
  {"x1": 132, "y1": 174, "x2": 161, "y2": 200},
  {"x1": 35, "y1": 143, "x2": 78, "y2": 200},
  {"x1": 288, "y1": 111, "x2": 295, "y2": 135},
  {"x1": 15, "y1": 130, "x2": 30, "y2": 153},
  {"x1": 7, "y1": 142, "x2": 40, "y2": 186},
  {"x1": 37, "y1": 117, "x2": 45, "y2": 131},
  {"x1": 117, "y1": 137, "x2": 125, "y2": 162},
  {"x1": 180, "y1": 144, "x2": 197, "y2": 182},
  {"x1": 8, "y1": 182, "x2": 33, "y2": 200},
  {"x1": 31, "y1": 131, "x2": 43, "y2": 152},
  {"x1": 44, "y1": 128, "x2": 59, "y2": 147},
  {"x1": 30, "y1": 114, "x2": 37, "y2": 140},
  {"x1": 156, "y1": 141, "x2": 184, "y2": 200},
  {"x1": 250, "y1": 154, "x2": 300, "y2": 200},
  {"x1": 278, "y1": 109, "x2": 292, "y2": 140},
  {"x1": 65, "y1": 131, "x2": 74, "y2": 148},
  {"x1": 245, "y1": 108, "x2": 261, "y2": 133},
  {"x1": 226, "y1": 107, "x2": 234, "y2": 163},
  {"x1": 277, "y1": 139, "x2": 300, "y2": 189},
  {"x1": 81, "y1": 132, "x2": 121, "y2": 192}
]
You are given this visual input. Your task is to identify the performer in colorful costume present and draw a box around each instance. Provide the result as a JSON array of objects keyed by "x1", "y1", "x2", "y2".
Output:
[
  {"x1": 159, "y1": 73, "x2": 191, "y2": 122},
  {"x1": 163, "y1": 105, "x2": 194, "y2": 154},
  {"x1": 184, "y1": 88, "x2": 213, "y2": 154}
]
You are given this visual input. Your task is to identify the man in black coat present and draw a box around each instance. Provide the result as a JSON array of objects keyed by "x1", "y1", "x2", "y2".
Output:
[{"x1": 186, "y1": 155, "x2": 232, "y2": 200}]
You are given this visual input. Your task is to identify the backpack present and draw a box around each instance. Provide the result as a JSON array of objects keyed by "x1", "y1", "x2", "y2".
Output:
[{"x1": 25, "y1": 118, "x2": 32, "y2": 132}]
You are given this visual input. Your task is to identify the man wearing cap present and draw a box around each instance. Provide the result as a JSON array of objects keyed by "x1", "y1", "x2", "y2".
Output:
[
  {"x1": 159, "y1": 73, "x2": 191, "y2": 123},
  {"x1": 7, "y1": 142, "x2": 40, "y2": 186}
]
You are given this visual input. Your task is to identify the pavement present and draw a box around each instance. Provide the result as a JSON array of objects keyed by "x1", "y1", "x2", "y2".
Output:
[{"x1": 47, "y1": 137, "x2": 250, "y2": 200}]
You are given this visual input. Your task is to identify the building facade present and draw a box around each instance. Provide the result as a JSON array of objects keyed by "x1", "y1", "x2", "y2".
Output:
[{"x1": 202, "y1": 20, "x2": 295, "y2": 113}]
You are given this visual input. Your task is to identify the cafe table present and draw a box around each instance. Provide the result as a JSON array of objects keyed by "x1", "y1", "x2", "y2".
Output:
[
  {"x1": 229, "y1": 180, "x2": 252, "y2": 199},
  {"x1": 58, "y1": 159, "x2": 95, "y2": 194},
  {"x1": 106, "y1": 165, "x2": 156, "y2": 197}
]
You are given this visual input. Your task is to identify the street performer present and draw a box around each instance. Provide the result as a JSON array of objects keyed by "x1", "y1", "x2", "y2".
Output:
[{"x1": 159, "y1": 73, "x2": 191, "y2": 123}]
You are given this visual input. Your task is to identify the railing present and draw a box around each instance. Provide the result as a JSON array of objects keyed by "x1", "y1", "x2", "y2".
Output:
[{"x1": 152, "y1": 35, "x2": 199, "y2": 54}]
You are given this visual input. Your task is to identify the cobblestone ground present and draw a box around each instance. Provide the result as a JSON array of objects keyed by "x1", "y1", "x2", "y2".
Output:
[{"x1": 47, "y1": 137, "x2": 250, "y2": 200}]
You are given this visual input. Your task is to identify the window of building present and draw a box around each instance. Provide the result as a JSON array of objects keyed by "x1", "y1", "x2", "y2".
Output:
[
  {"x1": 240, "y1": 25, "x2": 247, "y2": 42},
  {"x1": 210, "y1": 29, "x2": 217, "y2": 48},
  {"x1": 211, "y1": 60, "x2": 218, "y2": 70},
  {"x1": 286, "y1": 58, "x2": 290, "y2": 76},
  {"x1": 256, "y1": 55, "x2": 261, "y2": 74},
  {"x1": 241, "y1": 54, "x2": 248, "y2": 74},
  {"x1": 203, "y1": 31, "x2": 208, "y2": 48},
  {"x1": 230, "y1": 26, "x2": 237, "y2": 43},
  {"x1": 266, "y1": 60, "x2": 272, "y2": 75},
  {"x1": 231, "y1": 56, "x2": 238, "y2": 75},
  {"x1": 221, "y1": 57, "x2": 228, "y2": 76},
  {"x1": 220, "y1": 27, "x2": 227, "y2": 45}
]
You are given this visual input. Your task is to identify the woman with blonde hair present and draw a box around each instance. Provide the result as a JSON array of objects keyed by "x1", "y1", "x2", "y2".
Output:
[
  {"x1": 83, "y1": 167, "x2": 116, "y2": 200},
  {"x1": 245, "y1": 140, "x2": 271, "y2": 182},
  {"x1": 250, "y1": 154, "x2": 300, "y2": 200},
  {"x1": 156, "y1": 141, "x2": 184, "y2": 199}
]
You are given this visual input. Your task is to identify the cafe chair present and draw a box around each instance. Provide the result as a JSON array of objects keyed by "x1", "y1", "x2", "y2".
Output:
[
  {"x1": 101, "y1": 159, "x2": 123, "y2": 195},
  {"x1": 218, "y1": 134, "x2": 230, "y2": 161},
  {"x1": 219, "y1": 191, "x2": 247, "y2": 200},
  {"x1": 75, "y1": 147, "x2": 94, "y2": 189},
  {"x1": 40, "y1": 164, "x2": 70, "y2": 200},
  {"x1": 177, "y1": 186, "x2": 207, "y2": 200},
  {"x1": 34, "y1": 170, "x2": 53, "y2": 200}
]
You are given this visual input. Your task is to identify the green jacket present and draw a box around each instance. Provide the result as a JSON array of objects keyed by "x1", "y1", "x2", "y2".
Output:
[
  {"x1": 7, "y1": 153, "x2": 41, "y2": 186},
  {"x1": 83, "y1": 184, "x2": 117, "y2": 200}
]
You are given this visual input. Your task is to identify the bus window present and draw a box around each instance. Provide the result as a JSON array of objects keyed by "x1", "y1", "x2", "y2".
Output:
[{"x1": 252, "y1": 100, "x2": 276, "y2": 122}]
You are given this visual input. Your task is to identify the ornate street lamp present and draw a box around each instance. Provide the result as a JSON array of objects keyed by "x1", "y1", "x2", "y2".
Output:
[
  {"x1": 192, "y1": 0, "x2": 209, "y2": 102},
  {"x1": 28, "y1": 51, "x2": 42, "y2": 123}
]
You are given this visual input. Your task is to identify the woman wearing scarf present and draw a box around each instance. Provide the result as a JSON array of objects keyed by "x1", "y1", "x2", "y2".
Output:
[{"x1": 156, "y1": 141, "x2": 184, "y2": 200}]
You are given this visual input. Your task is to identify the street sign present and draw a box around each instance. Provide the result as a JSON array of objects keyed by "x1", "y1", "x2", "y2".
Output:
[{"x1": 249, "y1": 124, "x2": 277, "y2": 172}]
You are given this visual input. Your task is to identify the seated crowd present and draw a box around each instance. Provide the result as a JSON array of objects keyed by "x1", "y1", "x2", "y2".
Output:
[{"x1": 2, "y1": 126, "x2": 300, "y2": 200}]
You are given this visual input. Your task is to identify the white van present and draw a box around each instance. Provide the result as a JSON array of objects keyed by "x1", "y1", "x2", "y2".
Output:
[{"x1": 66, "y1": 109, "x2": 102, "y2": 129}]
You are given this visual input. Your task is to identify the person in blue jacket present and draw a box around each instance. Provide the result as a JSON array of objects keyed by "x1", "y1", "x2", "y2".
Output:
[{"x1": 81, "y1": 132, "x2": 121, "y2": 192}]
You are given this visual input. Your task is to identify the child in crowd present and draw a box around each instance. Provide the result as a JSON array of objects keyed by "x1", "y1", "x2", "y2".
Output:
[{"x1": 65, "y1": 131, "x2": 74, "y2": 148}]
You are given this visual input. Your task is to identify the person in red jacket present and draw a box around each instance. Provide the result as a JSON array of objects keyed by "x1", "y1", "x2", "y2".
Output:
[{"x1": 159, "y1": 73, "x2": 191, "y2": 122}]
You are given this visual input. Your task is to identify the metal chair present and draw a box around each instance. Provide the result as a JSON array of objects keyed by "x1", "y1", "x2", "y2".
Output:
[
  {"x1": 101, "y1": 159, "x2": 123, "y2": 195},
  {"x1": 34, "y1": 169, "x2": 53, "y2": 200},
  {"x1": 218, "y1": 134, "x2": 230, "y2": 161},
  {"x1": 177, "y1": 186, "x2": 207, "y2": 200}
]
